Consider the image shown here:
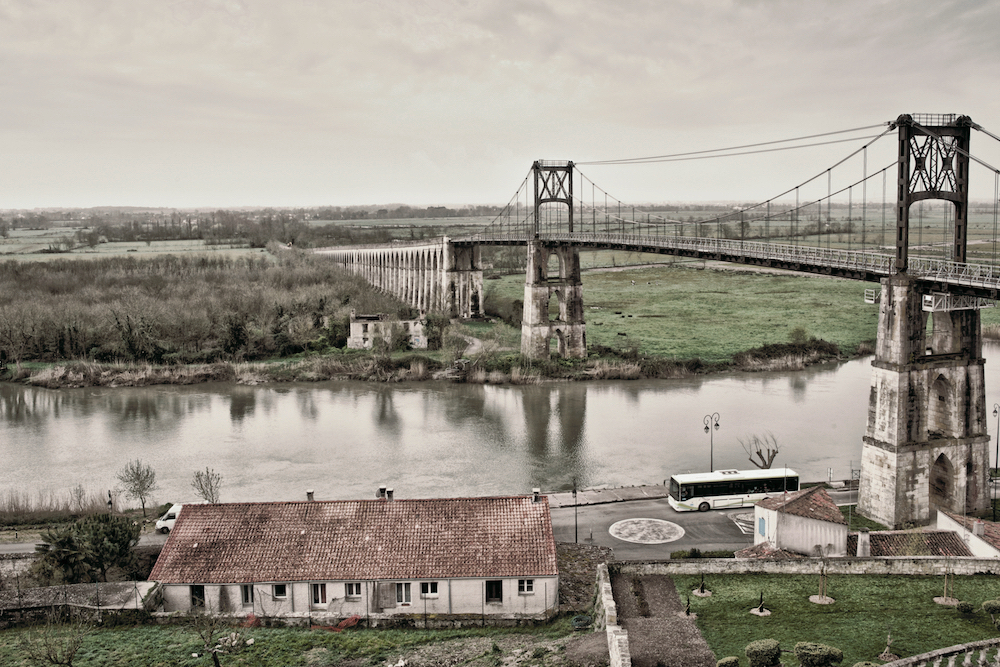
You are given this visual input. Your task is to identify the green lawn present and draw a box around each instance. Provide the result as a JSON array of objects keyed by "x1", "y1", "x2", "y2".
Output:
[
  {"x1": 486, "y1": 260, "x2": 883, "y2": 361},
  {"x1": 0, "y1": 619, "x2": 575, "y2": 667},
  {"x1": 672, "y1": 574, "x2": 1000, "y2": 666}
]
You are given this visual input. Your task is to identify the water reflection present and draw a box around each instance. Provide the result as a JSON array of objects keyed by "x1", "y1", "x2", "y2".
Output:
[{"x1": 5, "y1": 351, "x2": 996, "y2": 504}]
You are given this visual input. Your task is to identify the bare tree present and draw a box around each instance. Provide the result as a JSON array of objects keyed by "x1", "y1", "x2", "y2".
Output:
[
  {"x1": 189, "y1": 613, "x2": 255, "y2": 667},
  {"x1": 19, "y1": 611, "x2": 93, "y2": 667},
  {"x1": 115, "y1": 459, "x2": 158, "y2": 517},
  {"x1": 192, "y1": 467, "x2": 223, "y2": 503},
  {"x1": 739, "y1": 432, "x2": 780, "y2": 469}
]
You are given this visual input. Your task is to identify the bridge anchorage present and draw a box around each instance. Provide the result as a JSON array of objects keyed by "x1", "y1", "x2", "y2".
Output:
[{"x1": 858, "y1": 114, "x2": 990, "y2": 528}]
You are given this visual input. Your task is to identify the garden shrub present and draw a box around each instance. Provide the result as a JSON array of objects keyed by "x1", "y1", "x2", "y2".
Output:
[
  {"x1": 717, "y1": 657, "x2": 741, "y2": 667},
  {"x1": 794, "y1": 641, "x2": 843, "y2": 667},
  {"x1": 957, "y1": 601, "x2": 974, "y2": 615},
  {"x1": 982, "y1": 599, "x2": 1000, "y2": 622},
  {"x1": 745, "y1": 639, "x2": 781, "y2": 667}
]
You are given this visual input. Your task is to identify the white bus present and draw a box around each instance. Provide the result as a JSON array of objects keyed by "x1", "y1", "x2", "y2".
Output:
[{"x1": 667, "y1": 468, "x2": 799, "y2": 512}]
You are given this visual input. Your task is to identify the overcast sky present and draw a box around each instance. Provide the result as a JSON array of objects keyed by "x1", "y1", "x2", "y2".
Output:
[{"x1": 3, "y1": 0, "x2": 1000, "y2": 210}]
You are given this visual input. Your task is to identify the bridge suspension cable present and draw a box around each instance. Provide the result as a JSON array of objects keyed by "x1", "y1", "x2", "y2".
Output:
[{"x1": 576, "y1": 123, "x2": 890, "y2": 165}]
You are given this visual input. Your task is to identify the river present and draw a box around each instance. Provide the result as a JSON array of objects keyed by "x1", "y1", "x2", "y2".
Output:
[{"x1": 3, "y1": 348, "x2": 1000, "y2": 505}]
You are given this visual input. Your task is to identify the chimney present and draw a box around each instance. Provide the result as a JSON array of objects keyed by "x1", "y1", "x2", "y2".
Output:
[
  {"x1": 532, "y1": 488, "x2": 541, "y2": 503},
  {"x1": 377, "y1": 485, "x2": 387, "y2": 499},
  {"x1": 306, "y1": 490, "x2": 315, "y2": 502},
  {"x1": 856, "y1": 528, "x2": 870, "y2": 557},
  {"x1": 386, "y1": 488, "x2": 394, "y2": 501},
  {"x1": 974, "y1": 520, "x2": 986, "y2": 537}
]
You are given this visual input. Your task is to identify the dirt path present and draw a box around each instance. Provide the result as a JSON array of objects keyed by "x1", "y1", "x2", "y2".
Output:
[{"x1": 610, "y1": 573, "x2": 716, "y2": 667}]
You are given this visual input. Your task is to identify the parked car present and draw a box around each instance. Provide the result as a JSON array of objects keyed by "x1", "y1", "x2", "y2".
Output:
[{"x1": 156, "y1": 504, "x2": 183, "y2": 534}]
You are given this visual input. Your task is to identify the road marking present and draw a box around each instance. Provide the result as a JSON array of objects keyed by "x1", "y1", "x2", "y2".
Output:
[
  {"x1": 730, "y1": 512, "x2": 755, "y2": 534},
  {"x1": 608, "y1": 518, "x2": 685, "y2": 544}
]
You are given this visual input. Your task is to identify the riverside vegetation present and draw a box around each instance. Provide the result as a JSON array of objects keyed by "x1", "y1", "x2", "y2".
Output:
[{"x1": 0, "y1": 243, "x2": 941, "y2": 389}]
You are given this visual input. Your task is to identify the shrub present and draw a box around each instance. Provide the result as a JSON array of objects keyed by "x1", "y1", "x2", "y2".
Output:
[
  {"x1": 717, "y1": 658, "x2": 741, "y2": 667},
  {"x1": 794, "y1": 641, "x2": 843, "y2": 667},
  {"x1": 745, "y1": 639, "x2": 781, "y2": 667},
  {"x1": 982, "y1": 599, "x2": 1000, "y2": 622},
  {"x1": 957, "y1": 601, "x2": 974, "y2": 615}
]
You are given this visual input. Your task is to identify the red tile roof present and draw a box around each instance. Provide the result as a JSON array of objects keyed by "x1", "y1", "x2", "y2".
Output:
[
  {"x1": 847, "y1": 530, "x2": 972, "y2": 557},
  {"x1": 149, "y1": 496, "x2": 558, "y2": 585},
  {"x1": 756, "y1": 486, "x2": 846, "y2": 525}
]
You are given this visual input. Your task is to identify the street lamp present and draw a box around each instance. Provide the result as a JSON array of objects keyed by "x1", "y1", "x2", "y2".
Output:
[
  {"x1": 993, "y1": 404, "x2": 999, "y2": 522},
  {"x1": 703, "y1": 412, "x2": 720, "y2": 472},
  {"x1": 572, "y1": 477, "x2": 578, "y2": 544}
]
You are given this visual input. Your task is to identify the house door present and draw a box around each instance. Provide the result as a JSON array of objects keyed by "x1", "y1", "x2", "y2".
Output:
[{"x1": 485, "y1": 580, "x2": 502, "y2": 604}]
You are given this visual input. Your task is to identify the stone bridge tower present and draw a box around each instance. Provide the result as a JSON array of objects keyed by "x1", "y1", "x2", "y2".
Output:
[
  {"x1": 521, "y1": 161, "x2": 587, "y2": 359},
  {"x1": 858, "y1": 115, "x2": 990, "y2": 528}
]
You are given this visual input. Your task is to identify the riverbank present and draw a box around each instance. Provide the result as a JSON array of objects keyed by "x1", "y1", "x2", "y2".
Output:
[{"x1": 1, "y1": 336, "x2": 859, "y2": 388}]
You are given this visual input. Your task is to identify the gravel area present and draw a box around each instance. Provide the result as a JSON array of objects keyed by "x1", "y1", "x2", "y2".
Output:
[{"x1": 611, "y1": 573, "x2": 716, "y2": 667}]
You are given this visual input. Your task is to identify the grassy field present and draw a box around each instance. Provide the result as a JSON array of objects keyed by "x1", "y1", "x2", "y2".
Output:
[
  {"x1": 486, "y1": 258, "x2": 883, "y2": 361},
  {"x1": 0, "y1": 618, "x2": 578, "y2": 667},
  {"x1": 672, "y1": 573, "x2": 1000, "y2": 666}
]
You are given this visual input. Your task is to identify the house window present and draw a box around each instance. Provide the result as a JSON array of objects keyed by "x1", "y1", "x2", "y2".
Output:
[
  {"x1": 191, "y1": 585, "x2": 205, "y2": 608},
  {"x1": 312, "y1": 583, "x2": 327, "y2": 606},
  {"x1": 241, "y1": 585, "x2": 254, "y2": 606},
  {"x1": 518, "y1": 579, "x2": 534, "y2": 595},
  {"x1": 273, "y1": 584, "x2": 287, "y2": 599},
  {"x1": 420, "y1": 582, "x2": 438, "y2": 598},
  {"x1": 396, "y1": 582, "x2": 411, "y2": 605},
  {"x1": 486, "y1": 580, "x2": 502, "y2": 604},
  {"x1": 345, "y1": 582, "x2": 362, "y2": 599}
]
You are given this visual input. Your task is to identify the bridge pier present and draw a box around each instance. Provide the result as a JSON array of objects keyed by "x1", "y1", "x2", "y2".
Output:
[
  {"x1": 859, "y1": 274, "x2": 990, "y2": 527},
  {"x1": 521, "y1": 241, "x2": 587, "y2": 359},
  {"x1": 445, "y1": 242, "x2": 483, "y2": 319}
]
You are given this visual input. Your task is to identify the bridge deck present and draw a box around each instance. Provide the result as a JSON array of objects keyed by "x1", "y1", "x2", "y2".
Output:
[{"x1": 454, "y1": 233, "x2": 1000, "y2": 299}]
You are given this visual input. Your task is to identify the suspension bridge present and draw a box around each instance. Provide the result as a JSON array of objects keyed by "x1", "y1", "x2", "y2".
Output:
[{"x1": 318, "y1": 113, "x2": 1000, "y2": 529}]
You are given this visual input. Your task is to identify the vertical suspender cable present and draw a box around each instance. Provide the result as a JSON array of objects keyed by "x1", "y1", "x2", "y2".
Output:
[
  {"x1": 827, "y1": 169, "x2": 832, "y2": 250},
  {"x1": 993, "y1": 172, "x2": 999, "y2": 266},
  {"x1": 794, "y1": 187, "x2": 799, "y2": 245},
  {"x1": 848, "y1": 186, "x2": 852, "y2": 252},
  {"x1": 882, "y1": 169, "x2": 887, "y2": 250},
  {"x1": 862, "y1": 147, "x2": 868, "y2": 253}
]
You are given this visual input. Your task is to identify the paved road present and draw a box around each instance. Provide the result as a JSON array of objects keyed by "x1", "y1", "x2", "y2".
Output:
[
  {"x1": 551, "y1": 497, "x2": 755, "y2": 559},
  {"x1": 0, "y1": 531, "x2": 168, "y2": 556}
]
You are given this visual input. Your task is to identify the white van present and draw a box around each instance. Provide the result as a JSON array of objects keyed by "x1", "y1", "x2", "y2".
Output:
[{"x1": 155, "y1": 503, "x2": 183, "y2": 533}]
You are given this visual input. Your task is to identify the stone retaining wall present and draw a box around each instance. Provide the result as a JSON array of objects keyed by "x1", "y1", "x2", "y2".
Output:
[{"x1": 595, "y1": 563, "x2": 631, "y2": 667}]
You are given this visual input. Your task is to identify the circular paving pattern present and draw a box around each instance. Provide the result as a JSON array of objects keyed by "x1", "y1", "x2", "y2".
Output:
[{"x1": 608, "y1": 518, "x2": 685, "y2": 544}]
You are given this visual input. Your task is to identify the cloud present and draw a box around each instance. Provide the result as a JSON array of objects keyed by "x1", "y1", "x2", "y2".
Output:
[{"x1": 0, "y1": 0, "x2": 998, "y2": 207}]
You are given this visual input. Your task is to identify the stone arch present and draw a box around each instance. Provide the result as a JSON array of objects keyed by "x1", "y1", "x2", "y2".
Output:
[
  {"x1": 928, "y1": 374, "x2": 952, "y2": 437},
  {"x1": 546, "y1": 250, "x2": 563, "y2": 279},
  {"x1": 929, "y1": 452, "x2": 954, "y2": 509}
]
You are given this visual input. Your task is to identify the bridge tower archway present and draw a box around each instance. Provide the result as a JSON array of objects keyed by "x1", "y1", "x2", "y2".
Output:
[{"x1": 858, "y1": 114, "x2": 989, "y2": 528}]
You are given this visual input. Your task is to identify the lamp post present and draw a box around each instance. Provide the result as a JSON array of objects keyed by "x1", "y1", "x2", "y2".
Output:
[
  {"x1": 572, "y1": 477, "x2": 578, "y2": 544},
  {"x1": 703, "y1": 412, "x2": 720, "y2": 472},
  {"x1": 993, "y1": 404, "x2": 999, "y2": 521}
]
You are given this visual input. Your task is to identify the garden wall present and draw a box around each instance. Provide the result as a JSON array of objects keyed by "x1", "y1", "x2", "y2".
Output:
[
  {"x1": 594, "y1": 563, "x2": 631, "y2": 667},
  {"x1": 617, "y1": 556, "x2": 1000, "y2": 577}
]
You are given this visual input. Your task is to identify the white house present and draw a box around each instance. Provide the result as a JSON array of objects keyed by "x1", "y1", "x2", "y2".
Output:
[
  {"x1": 752, "y1": 486, "x2": 848, "y2": 557},
  {"x1": 149, "y1": 493, "x2": 559, "y2": 626},
  {"x1": 937, "y1": 510, "x2": 1000, "y2": 557}
]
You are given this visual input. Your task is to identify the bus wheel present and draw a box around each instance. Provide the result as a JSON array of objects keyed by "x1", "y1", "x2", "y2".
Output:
[{"x1": 698, "y1": 502, "x2": 710, "y2": 512}]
